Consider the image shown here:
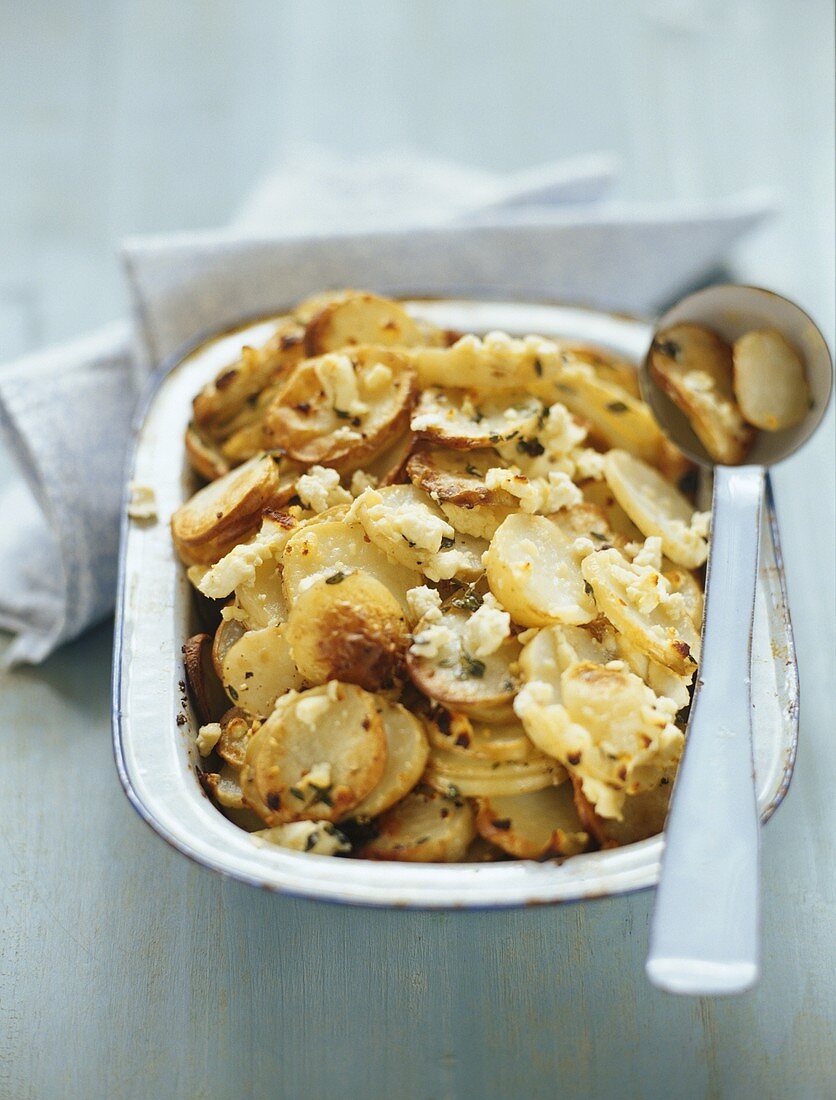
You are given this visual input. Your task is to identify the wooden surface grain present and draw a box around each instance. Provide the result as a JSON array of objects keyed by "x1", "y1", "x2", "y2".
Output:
[{"x1": 0, "y1": 2, "x2": 834, "y2": 1096}]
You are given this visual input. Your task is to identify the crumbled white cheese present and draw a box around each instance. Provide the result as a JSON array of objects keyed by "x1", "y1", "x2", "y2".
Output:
[
  {"x1": 197, "y1": 517, "x2": 295, "y2": 599},
  {"x1": 364, "y1": 362, "x2": 393, "y2": 393},
  {"x1": 252, "y1": 821, "x2": 350, "y2": 856},
  {"x1": 296, "y1": 465, "x2": 352, "y2": 513},
  {"x1": 314, "y1": 352, "x2": 368, "y2": 417},
  {"x1": 406, "y1": 585, "x2": 443, "y2": 623},
  {"x1": 296, "y1": 697, "x2": 331, "y2": 730},
  {"x1": 350, "y1": 469, "x2": 378, "y2": 496},
  {"x1": 127, "y1": 482, "x2": 157, "y2": 521},
  {"x1": 295, "y1": 760, "x2": 332, "y2": 791},
  {"x1": 485, "y1": 466, "x2": 582, "y2": 514},
  {"x1": 356, "y1": 489, "x2": 455, "y2": 553},
  {"x1": 296, "y1": 560, "x2": 354, "y2": 594},
  {"x1": 632, "y1": 536, "x2": 663, "y2": 573},
  {"x1": 461, "y1": 595, "x2": 511, "y2": 657},
  {"x1": 196, "y1": 722, "x2": 222, "y2": 757},
  {"x1": 691, "y1": 511, "x2": 710, "y2": 539},
  {"x1": 410, "y1": 622, "x2": 459, "y2": 660},
  {"x1": 571, "y1": 447, "x2": 607, "y2": 480}
]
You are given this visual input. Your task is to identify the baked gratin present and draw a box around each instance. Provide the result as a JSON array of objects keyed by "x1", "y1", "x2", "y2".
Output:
[{"x1": 173, "y1": 291, "x2": 709, "y2": 863}]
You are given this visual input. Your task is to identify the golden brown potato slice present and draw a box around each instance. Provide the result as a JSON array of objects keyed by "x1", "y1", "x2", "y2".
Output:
[
  {"x1": 215, "y1": 708, "x2": 257, "y2": 768},
  {"x1": 350, "y1": 701, "x2": 429, "y2": 819},
  {"x1": 192, "y1": 322, "x2": 305, "y2": 435},
  {"x1": 572, "y1": 767, "x2": 675, "y2": 847},
  {"x1": 241, "y1": 683, "x2": 386, "y2": 825},
  {"x1": 183, "y1": 632, "x2": 230, "y2": 725},
  {"x1": 221, "y1": 622, "x2": 305, "y2": 716},
  {"x1": 351, "y1": 484, "x2": 486, "y2": 582},
  {"x1": 603, "y1": 450, "x2": 709, "y2": 568},
  {"x1": 285, "y1": 573, "x2": 409, "y2": 691},
  {"x1": 403, "y1": 331, "x2": 561, "y2": 393},
  {"x1": 732, "y1": 329, "x2": 810, "y2": 430},
  {"x1": 649, "y1": 323, "x2": 755, "y2": 464},
  {"x1": 171, "y1": 453, "x2": 300, "y2": 566},
  {"x1": 262, "y1": 347, "x2": 416, "y2": 471},
  {"x1": 280, "y1": 516, "x2": 417, "y2": 614},
  {"x1": 364, "y1": 429, "x2": 417, "y2": 486},
  {"x1": 425, "y1": 748, "x2": 564, "y2": 798},
  {"x1": 406, "y1": 447, "x2": 513, "y2": 507},
  {"x1": 519, "y1": 623, "x2": 615, "y2": 694},
  {"x1": 185, "y1": 424, "x2": 230, "y2": 481},
  {"x1": 407, "y1": 606, "x2": 521, "y2": 723},
  {"x1": 304, "y1": 292, "x2": 425, "y2": 356},
  {"x1": 581, "y1": 548, "x2": 700, "y2": 675},
  {"x1": 485, "y1": 513, "x2": 596, "y2": 628},
  {"x1": 424, "y1": 711, "x2": 539, "y2": 764},
  {"x1": 201, "y1": 764, "x2": 248, "y2": 810},
  {"x1": 475, "y1": 785, "x2": 590, "y2": 859},
  {"x1": 561, "y1": 345, "x2": 641, "y2": 399},
  {"x1": 211, "y1": 616, "x2": 246, "y2": 679},
  {"x1": 410, "y1": 388, "x2": 542, "y2": 450},
  {"x1": 613, "y1": 632, "x2": 694, "y2": 712},
  {"x1": 358, "y1": 788, "x2": 476, "y2": 862}
]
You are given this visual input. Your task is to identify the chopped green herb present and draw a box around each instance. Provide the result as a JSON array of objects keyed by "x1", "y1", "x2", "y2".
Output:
[
  {"x1": 652, "y1": 338, "x2": 681, "y2": 361},
  {"x1": 304, "y1": 831, "x2": 320, "y2": 852},
  {"x1": 451, "y1": 590, "x2": 483, "y2": 613},
  {"x1": 439, "y1": 536, "x2": 455, "y2": 550},
  {"x1": 589, "y1": 531, "x2": 607, "y2": 542},
  {"x1": 465, "y1": 464, "x2": 481, "y2": 477},
  {"x1": 325, "y1": 571, "x2": 346, "y2": 585},
  {"x1": 606, "y1": 401, "x2": 629, "y2": 414},
  {"x1": 334, "y1": 408, "x2": 350, "y2": 419},
  {"x1": 289, "y1": 787, "x2": 305, "y2": 801},
  {"x1": 584, "y1": 581, "x2": 594, "y2": 596},
  {"x1": 533, "y1": 358, "x2": 543, "y2": 377},
  {"x1": 227, "y1": 685, "x2": 239, "y2": 701},
  {"x1": 459, "y1": 653, "x2": 486, "y2": 679},
  {"x1": 516, "y1": 437, "x2": 545, "y2": 457}
]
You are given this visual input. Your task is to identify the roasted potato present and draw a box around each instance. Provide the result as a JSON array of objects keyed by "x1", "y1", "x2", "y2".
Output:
[
  {"x1": 358, "y1": 788, "x2": 476, "y2": 862},
  {"x1": 304, "y1": 292, "x2": 426, "y2": 356},
  {"x1": 733, "y1": 329, "x2": 810, "y2": 430},
  {"x1": 475, "y1": 785, "x2": 590, "y2": 859}
]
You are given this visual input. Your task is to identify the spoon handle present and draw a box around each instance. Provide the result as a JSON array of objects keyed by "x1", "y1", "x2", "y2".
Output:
[{"x1": 646, "y1": 464, "x2": 765, "y2": 995}]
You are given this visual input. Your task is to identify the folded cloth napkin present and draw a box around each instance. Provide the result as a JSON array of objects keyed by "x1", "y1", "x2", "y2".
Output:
[{"x1": 0, "y1": 148, "x2": 770, "y2": 666}]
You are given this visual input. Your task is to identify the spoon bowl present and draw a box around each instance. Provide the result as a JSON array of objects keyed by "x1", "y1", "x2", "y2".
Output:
[{"x1": 639, "y1": 283, "x2": 833, "y2": 468}]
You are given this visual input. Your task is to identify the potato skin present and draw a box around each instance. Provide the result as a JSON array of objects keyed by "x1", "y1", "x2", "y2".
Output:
[{"x1": 286, "y1": 574, "x2": 409, "y2": 691}]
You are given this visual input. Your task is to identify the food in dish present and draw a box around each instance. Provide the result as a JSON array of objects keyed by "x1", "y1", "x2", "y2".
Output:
[
  {"x1": 174, "y1": 290, "x2": 709, "y2": 862},
  {"x1": 649, "y1": 322, "x2": 810, "y2": 463}
]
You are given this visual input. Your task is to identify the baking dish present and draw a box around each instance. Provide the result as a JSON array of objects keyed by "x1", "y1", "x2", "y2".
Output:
[{"x1": 112, "y1": 299, "x2": 799, "y2": 908}]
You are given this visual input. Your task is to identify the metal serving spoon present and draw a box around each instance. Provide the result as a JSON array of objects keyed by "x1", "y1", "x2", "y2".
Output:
[{"x1": 641, "y1": 285, "x2": 833, "y2": 995}]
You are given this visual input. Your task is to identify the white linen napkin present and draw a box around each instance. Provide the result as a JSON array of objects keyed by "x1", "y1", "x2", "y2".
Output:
[{"x1": 0, "y1": 149, "x2": 770, "y2": 665}]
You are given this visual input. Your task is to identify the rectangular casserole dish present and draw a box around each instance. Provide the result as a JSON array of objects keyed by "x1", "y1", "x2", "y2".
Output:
[{"x1": 112, "y1": 298, "x2": 799, "y2": 908}]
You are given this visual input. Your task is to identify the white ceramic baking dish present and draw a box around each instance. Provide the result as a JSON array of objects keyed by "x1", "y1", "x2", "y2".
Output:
[{"x1": 112, "y1": 299, "x2": 799, "y2": 908}]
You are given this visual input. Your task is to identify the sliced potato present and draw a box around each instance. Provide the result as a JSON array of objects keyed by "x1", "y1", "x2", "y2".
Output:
[
  {"x1": 733, "y1": 329, "x2": 810, "y2": 430},
  {"x1": 215, "y1": 708, "x2": 257, "y2": 768},
  {"x1": 195, "y1": 510, "x2": 307, "y2": 601},
  {"x1": 649, "y1": 323, "x2": 754, "y2": 464},
  {"x1": 403, "y1": 331, "x2": 563, "y2": 393},
  {"x1": 241, "y1": 683, "x2": 386, "y2": 825},
  {"x1": 406, "y1": 447, "x2": 512, "y2": 507},
  {"x1": 572, "y1": 767, "x2": 675, "y2": 847},
  {"x1": 234, "y1": 554, "x2": 289, "y2": 628},
  {"x1": 538, "y1": 360, "x2": 685, "y2": 474},
  {"x1": 262, "y1": 347, "x2": 416, "y2": 471},
  {"x1": 579, "y1": 477, "x2": 644, "y2": 542},
  {"x1": 519, "y1": 623, "x2": 615, "y2": 693},
  {"x1": 407, "y1": 606, "x2": 521, "y2": 722},
  {"x1": 280, "y1": 516, "x2": 417, "y2": 615},
  {"x1": 552, "y1": 502, "x2": 622, "y2": 548},
  {"x1": 171, "y1": 453, "x2": 300, "y2": 566},
  {"x1": 185, "y1": 424, "x2": 230, "y2": 481},
  {"x1": 365, "y1": 429, "x2": 416, "y2": 486},
  {"x1": 351, "y1": 701, "x2": 429, "y2": 819},
  {"x1": 424, "y1": 711, "x2": 539, "y2": 764},
  {"x1": 603, "y1": 450, "x2": 708, "y2": 568},
  {"x1": 201, "y1": 764, "x2": 247, "y2": 810},
  {"x1": 192, "y1": 321, "x2": 305, "y2": 434},
  {"x1": 358, "y1": 788, "x2": 476, "y2": 862},
  {"x1": 562, "y1": 345, "x2": 641, "y2": 399},
  {"x1": 462, "y1": 836, "x2": 508, "y2": 862},
  {"x1": 221, "y1": 622, "x2": 305, "y2": 716},
  {"x1": 211, "y1": 615, "x2": 246, "y2": 679},
  {"x1": 410, "y1": 387, "x2": 542, "y2": 450},
  {"x1": 485, "y1": 513, "x2": 596, "y2": 628},
  {"x1": 425, "y1": 750, "x2": 564, "y2": 798},
  {"x1": 351, "y1": 484, "x2": 486, "y2": 582},
  {"x1": 304, "y1": 292, "x2": 425, "y2": 356},
  {"x1": 475, "y1": 786, "x2": 589, "y2": 859},
  {"x1": 581, "y1": 548, "x2": 701, "y2": 674},
  {"x1": 285, "y1": 573, "x2": 408, "y2": 691},
  {"x1": 613, "y1": 632, "x2": 694, "y2": 712},
  {"x1": 183, "y1": 632, "x2": 229, "y2": 725}
]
